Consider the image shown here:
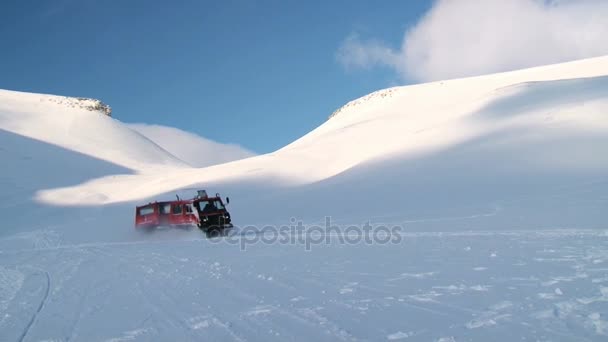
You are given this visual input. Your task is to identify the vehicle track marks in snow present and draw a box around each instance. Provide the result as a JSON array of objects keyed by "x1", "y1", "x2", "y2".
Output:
[
  {"x1": 17, "y1": 270, "x2": 50, "y2": 342},
  {"x1": 64, "y1": 262, "x2": 97, "y2": 342},
  {"x1": 209, "y1": 316, "x2": 246, "y2": 342}
]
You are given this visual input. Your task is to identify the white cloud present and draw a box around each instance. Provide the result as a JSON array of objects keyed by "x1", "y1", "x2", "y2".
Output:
[
  {"x1": 336, "y1": 34, "x2": 399, "y2": 70},
  {"x1": 337, "y1": 0, "x2": 608, "y2": 82}
]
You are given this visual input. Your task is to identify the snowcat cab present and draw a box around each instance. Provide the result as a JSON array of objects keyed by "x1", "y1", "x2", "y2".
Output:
[
  {"x1": 191, "y1": 190, "x2": 232, "y2": 235},
  {"x1": 134, "y1": 190, "x2": 232, "y2": 236}
]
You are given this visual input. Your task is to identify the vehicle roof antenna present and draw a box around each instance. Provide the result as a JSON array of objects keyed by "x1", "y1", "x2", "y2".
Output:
[{"x1": 176, "y1": 194, "x2": 180, "y2": 201}]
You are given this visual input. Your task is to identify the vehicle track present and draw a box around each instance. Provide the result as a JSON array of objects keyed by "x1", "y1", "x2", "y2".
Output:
[{"x1": 17, "y1": 270, "x2": 50, "y2": 342}]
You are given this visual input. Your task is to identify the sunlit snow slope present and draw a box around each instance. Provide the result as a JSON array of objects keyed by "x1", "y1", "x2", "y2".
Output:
[
  {"x1": 1, "y1": 57, "x2": 608, "y2": 342},
  {"x1": 27, "y1": 56, "x2": 608, "y2": 228},
  {"x1": 127, "y1": 123, "x2": 256, "y2": 167},
  {"x1": 0, "y1": 90, "x2": 188, "y2": 172}
]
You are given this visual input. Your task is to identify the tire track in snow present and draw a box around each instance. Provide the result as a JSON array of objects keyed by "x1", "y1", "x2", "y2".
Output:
[
  {"x1": 64, "y1": 256, "x2": 97, "y2": 342},
  {"x1": 17, "y1": 270, "x2": 50, "y2": 342}
]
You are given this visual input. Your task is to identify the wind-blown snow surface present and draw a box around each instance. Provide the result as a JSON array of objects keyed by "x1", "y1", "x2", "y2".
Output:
[{"x1": 1, "y1": 56, "x2": 608, "y2": 341}]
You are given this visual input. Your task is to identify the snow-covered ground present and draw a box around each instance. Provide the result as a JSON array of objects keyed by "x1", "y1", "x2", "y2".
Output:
[
  {"x1": 1, "y1": 229, "x2": 607, "y2": 341},
  {"x1": 1, "y1": 56, "x2": 608, "y2": 341}
]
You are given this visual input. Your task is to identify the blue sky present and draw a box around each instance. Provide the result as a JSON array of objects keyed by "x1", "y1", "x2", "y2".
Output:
[
  {"x1": 0, "y1": 0, "x2": 432, "y2": 153},
  {"x1": 3, "y1": 0, "x2": 607, "y2": 153}
]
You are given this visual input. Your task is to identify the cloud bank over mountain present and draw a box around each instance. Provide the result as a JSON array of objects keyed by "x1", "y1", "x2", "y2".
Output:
[{"x1": 337, "y1": 0, "x2": 608, "y2": 82}]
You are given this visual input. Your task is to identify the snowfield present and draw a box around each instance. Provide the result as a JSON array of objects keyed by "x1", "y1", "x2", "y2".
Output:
[
  {"x1": 1, "y1": 56, "x2": 608, "y2": 341},
  {"x1": 1, "y1": 230, "x2": 607, "y2": 341}
]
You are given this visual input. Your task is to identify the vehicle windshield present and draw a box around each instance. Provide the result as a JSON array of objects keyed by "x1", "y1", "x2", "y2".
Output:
[{"x1": 199, "y1": 200, "x2": 224, "y2": 213}]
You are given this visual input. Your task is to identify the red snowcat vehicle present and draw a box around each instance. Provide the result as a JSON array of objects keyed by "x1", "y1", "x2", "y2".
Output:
[{"x1": 135, "y1": 190, "x2": 232, "y2": 235}]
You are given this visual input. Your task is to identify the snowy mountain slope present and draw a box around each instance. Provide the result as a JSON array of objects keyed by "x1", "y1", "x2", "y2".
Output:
[
  {"x1": 127, "y1": 123, "x2": 256, "y2": 167},
  {"x1": 0, "y1": 129, "x2": 131, "y2": 235},
  {"x1": 1, "y1": 57, "x2": 608, "y2": 341},
  {"x1": 275, "y1": 56, "x2": 608, "y2": 181},
  {"x1": 0, "y1": 89, "x2": 187, "y2": 172},
  {"x1": 34, "y1": 56, "x2": 608, "y2": 207}
]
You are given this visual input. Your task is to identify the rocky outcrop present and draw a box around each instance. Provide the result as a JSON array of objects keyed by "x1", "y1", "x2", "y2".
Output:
[
  {"x1": 328, "y1": 88, "x2": 397, "y2": 120},
  {"x1": 46, "y1": 96, "x2": 112, "y2": 117},
  {"x1": 76, "y1": 97, "x2": 112, "y2": 117}
]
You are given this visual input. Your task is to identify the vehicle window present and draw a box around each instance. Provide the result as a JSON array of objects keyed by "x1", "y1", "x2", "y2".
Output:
[
  {"x1": 201, "y1": 200, "x2": 224, "y2": 212},
  {"x1": 185, "y1": 205, "x2": 192, "y2": 213},
  {"x1": 139, "y1": 206, "x2": 154, "y2": 216},
  {"x1": 159, "y1": 204, "x2": 171, "y2": 214},
  {"x1": 172, "y1": 204, "x2": 183, "y2": 214}
]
